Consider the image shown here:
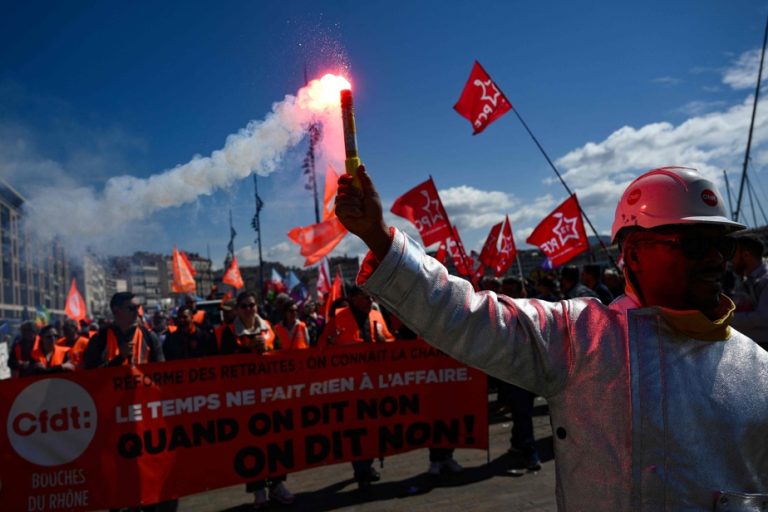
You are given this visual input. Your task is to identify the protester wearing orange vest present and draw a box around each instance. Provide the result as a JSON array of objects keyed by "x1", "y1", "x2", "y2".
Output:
[
  {"x1": 7, "y1": 321, "x2": 39, "y2": 378},
  {"x1": 326, "y1": 286, "x2": 394, "y2": 490},
  {"x1": 17, "y1": 325, "x2": 74, "y2": 377},
  {"x1": 57, "y1": 319, "x2": 90, "y2": 369},
  {"x1": 83, "y1": 292, "x2": 164, "y2": 369},
  {"x1": 332, "y1": 286, "x2": 395, "y2": 345},
  {"x1": 316, "y1": 297, "x2": 350, "y2": 348},
  {"x1": 184, "y1": 293, "x2": 208, "y2": 329},
  {"x1": 215, "y1": 291, "x2": 294, "y2": 509},
  {"x1": 273, "y1": 301, "x2": 310, "y2": 350},
  {"x1": 164, "y1": 306, "x2": 216, "y2": 360}
]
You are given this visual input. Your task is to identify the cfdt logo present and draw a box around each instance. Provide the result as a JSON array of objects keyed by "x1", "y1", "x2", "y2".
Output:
[{"x1": 7, "y1": 378, "x2": 97, "y2": 466}]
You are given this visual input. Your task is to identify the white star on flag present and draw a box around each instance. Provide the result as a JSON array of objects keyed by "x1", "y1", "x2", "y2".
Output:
[{"x1": 552, "y1": 212, "x2": 581, "y2": 245}]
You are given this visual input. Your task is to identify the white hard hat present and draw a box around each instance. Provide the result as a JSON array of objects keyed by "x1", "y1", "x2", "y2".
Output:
[{"x1": 611, "y1": 166, "x2": 745, "y2": 243}]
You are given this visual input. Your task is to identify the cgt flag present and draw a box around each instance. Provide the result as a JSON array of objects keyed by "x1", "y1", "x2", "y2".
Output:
[
  {"x1": 288, "y1": 216, "x2": 348, "y2": 267},
  {"x1": 391, "y1": 178, "x2": 453, "y2": 247},
  {"x1": 454, "y1": 61, "x2": 512, "y2": 135},
  {"x1": 222, "y1": 257, "x2": 244, "y2": 290},
  {"x1": 171, "y1": 246, "x2": 197, "y2": 294},
  {"x1": 526, "y1": 195, "x2": 588, "y2": 268},
  {"x1": 64, "y1": 278, "x2": 87, "y2": 323},
  {"x1": 322, "y1": 165, "x2": 340, "y2": 221}
]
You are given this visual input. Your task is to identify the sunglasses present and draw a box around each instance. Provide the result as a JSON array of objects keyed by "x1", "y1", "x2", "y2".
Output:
[
  {"x1": 634, "y1": 233, "x2": 736, "y2": 260},
  {"x1": 124, "y1": 305, "x2": 140, "y2": 313},
  {"x1": 238, "y1": 303, "x2": 257, "y2": 309}
]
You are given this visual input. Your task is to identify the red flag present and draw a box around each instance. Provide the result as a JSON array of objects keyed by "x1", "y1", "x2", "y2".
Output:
[
  {"x1": 454, "y1": 61, "x2": 512, "y2": 135},
  {"x1": 435, "y1": 241, "x2": 448, "y2": 264},
  {"x1": 64, "y1": 278, "x2": 87, "y2": 322},
  {"x1": 446, "y1": 226, "x2": 472, "y2": 277},
  {"x1": 493, "y1": 216, "x2": 517, "y2": 277},
  {"x1": 317, "y1": 258, "x2": 331, "y2": 296},
  {"x1": 172, "y1": 246, "x2": 197, "y2": 294},
  {"x1": 479, "y1": 222, "x2": 503, "y2": 267},
  {"x1": 324, "y1": 269, "x2": 344, "y2": 321},
  {"x1": 390, "y1": 178, "x2": 453, "y2": 247},
  {"x1": 288, "y1": 216, "x2": 348, "y2": 267},
  {"x1": 526, "y1": 195, "x2": 588, "y2": 268},
  {"x1": 322, "y1": 165, "x2": 340, "y2": 221},
  {"x1": 222, "y1": 257, "x2": 244, "y2": 289}
]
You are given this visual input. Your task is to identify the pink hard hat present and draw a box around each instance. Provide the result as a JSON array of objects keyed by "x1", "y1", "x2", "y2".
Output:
[{"x1": 611, "y1": 166, "x2": 745, "y2": 243}]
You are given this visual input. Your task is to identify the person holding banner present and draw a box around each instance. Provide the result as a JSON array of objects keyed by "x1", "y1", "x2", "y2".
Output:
[
  {"x1": 273, "y1": 300, "x2": 310, "y2": 350},
  {"x1": 58, "y1": 319, "x2": 90, "y2": 369},
  {"x1": 163, "y1": 306, "x2": 216, "y2": 360},
  {"x1": 18, "y1": 325, "x2": 74, "y2": 377},
  {"x1": 324, "y1": 285, "x2": 393, "y2": 490},
  {"x1": 214, "y1": 290, "x2": 295, "y2": 509},
  {"x1": 336, "y1": 165, "x2": 768, "y2": 509},
  {"x1": 84, "y1": 292, "x2": 165, "y2": 369},
  {"x1": 7, "y1": 321, "x2": 39, "y2": 377}
]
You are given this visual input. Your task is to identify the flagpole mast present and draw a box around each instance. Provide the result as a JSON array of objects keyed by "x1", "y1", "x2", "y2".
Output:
[
  {"x1": 510, "y1": 108, "x2": 618, "y2": 271},
  {"x1": 734, "y1": 14, "x2": 768, "y2": 223},
  {"x1": 515, "y1": 252, "x2": 525, "y2": 282},
  {"x1": 252, "y1": 173, "x2": 265, "y2": 298}
]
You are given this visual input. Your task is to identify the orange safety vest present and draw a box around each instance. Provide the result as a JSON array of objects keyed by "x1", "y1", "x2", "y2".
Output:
[
  {"x1": 55, "y1": 336, "x2": 90, "y2": 368},
  {"x1": 274, "y1": 321, "x2": 310, "y2": 350},
  {"x1": 215, "y1": 319, "x2": 276, "y2": 352},
  {"x1": 192, "y1": 310, "x2": 206, "y2": 326},
  {"x1": 106, "y1": 326, "x2": 150, "y2": 366},
  {"x1": 30, "y1": 337, "x2": 70, "y2": 368},
  {"x1": 332, "y1": 307, "x2": 395, "y2": 345}
]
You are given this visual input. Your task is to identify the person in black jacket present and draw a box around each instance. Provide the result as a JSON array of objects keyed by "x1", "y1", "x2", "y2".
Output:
[{"x1": 83, "y1": 292, "x2": 164, "y2": 369}]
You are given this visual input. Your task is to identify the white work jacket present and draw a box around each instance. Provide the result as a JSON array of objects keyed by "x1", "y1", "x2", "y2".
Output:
[{"x1": 361, "y1": 229, "x2": 768, "y2": 511}]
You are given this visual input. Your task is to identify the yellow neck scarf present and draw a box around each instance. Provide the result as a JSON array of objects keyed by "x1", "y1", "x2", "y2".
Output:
[{"x1": 623, "y1": 269, "x2": 734, "y2": 342}]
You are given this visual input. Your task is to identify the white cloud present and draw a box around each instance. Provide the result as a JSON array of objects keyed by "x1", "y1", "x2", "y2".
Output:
[
  {"x1": 723, "y1": 48, "x2": 768, "y2": 90},
  {"x1": 677, "y1": 100, "x2": 727, "y2": 117},
  {"x1": 652, "y1": 76, "x2": 681, "y2": 86}
]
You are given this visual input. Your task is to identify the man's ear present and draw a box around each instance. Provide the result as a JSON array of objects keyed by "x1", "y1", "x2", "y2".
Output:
[{"x1": 623, "y1": 245, "x2": 641, "y2": 273}]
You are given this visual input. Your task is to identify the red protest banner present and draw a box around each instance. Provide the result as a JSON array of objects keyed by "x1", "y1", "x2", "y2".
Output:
[{"x1": 0, "y1": 341, "x2": 486, "y2": 511}]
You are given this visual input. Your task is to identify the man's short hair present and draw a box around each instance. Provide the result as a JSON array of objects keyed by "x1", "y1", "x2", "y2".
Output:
[
  {"x1": 236, "y1": 291, "x2": 258, "y2": 306},
  {"x1": 110, "y1": 292, "x2": 135, "y2": 311},
  {"x1": 561, "y1": 266, "x2": 579, "y2": 283},
  {"x1": 736, "y1": 235, "x2": 765, "y2": 259},
  {"x1": 20, "y1": 321, "x2": 37, "y2": 333},
  {"x1": 347, "y1": 285, "x2": 365, "y2": 297},
  {"x1": 582, "y1": 265, "x2": 602, "y2": 280}
]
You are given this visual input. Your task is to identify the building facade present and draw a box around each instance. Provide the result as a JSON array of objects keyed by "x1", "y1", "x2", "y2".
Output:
[{"x1": 0, "y1": 179, "x2": 70, "y2": 323}]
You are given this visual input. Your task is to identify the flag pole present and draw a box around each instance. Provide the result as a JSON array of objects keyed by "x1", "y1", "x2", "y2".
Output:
[
  {"x1": 515, "y1": 252, "x2": 525, "y2": 282},
  {"x1": 510, "y1": 107, "x2": 619, "y2": 271},
  {"x1": 253, "y1": 173, "x2": 265, "y2": 299}
]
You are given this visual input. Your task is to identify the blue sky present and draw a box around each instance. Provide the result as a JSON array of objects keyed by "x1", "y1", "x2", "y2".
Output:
[{"x1": 1, "y1": 1, "x2": 767, "y2": 269}]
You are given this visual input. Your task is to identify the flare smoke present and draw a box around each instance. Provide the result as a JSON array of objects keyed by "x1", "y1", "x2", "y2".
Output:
[{"x1": 23, "y1": 78, "x2": 345, "y2": 246}]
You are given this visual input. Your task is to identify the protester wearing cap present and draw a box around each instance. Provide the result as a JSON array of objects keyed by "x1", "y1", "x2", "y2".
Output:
[
  {"x1": 213, "y1": 291, "x2": 294, "y2": 508},
  {"x1": 84, "y1": 292, "x2": 165, "y2": 368},
  {"x1": 730, "y1": 235, "x2": 768, "y2": 349},
  {"x1": 336, "y1": 165, "x2": 767, "y2": 509}
]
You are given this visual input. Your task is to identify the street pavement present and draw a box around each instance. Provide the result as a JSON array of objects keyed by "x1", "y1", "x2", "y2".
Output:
[{"x1": 177, "y1": 396, "x2": 558, "y2": 512}]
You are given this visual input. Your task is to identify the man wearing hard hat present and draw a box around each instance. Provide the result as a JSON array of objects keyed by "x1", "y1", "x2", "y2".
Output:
[{"x1": 336, "y1": 166, "x2": 767, "y2": 510}]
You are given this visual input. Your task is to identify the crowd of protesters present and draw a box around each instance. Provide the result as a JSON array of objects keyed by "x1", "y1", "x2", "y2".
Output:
[{"x1": 3, "y1": 232, "x2": 766, "y2": 509}]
